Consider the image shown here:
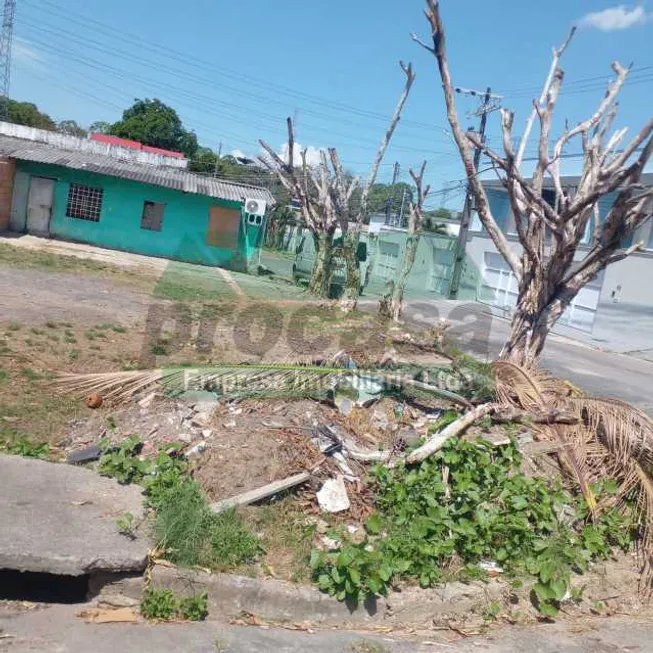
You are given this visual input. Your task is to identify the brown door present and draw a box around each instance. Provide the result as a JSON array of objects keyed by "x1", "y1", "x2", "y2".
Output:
[{"x1": 206, "y1": 205, "x2": 241, "y2": 249}]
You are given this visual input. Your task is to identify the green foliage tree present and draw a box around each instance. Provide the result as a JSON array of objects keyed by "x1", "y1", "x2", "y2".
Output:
[
  {"x1": 188, "y1": 146, "x2": 220, "y2": 173},
  {"x1": 110, "y1": 99, "x2": 198, "y2": 157},
  {"x1": 89, "y1": 120, "x2": 111, "y2": 134},
  {"x1": 366, "y1": 182, "x2": 415, "y2": 216},
  {"x1": 57, "y1": 120, "x2": 87, "y2": 138},
  {"x1": 7, "y1": 99, "x2": 55, "y2": 130}
]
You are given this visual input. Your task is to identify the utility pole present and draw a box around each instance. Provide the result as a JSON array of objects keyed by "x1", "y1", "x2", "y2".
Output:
[
  {"x1": 384, "y1": 162, "x2": 400, "y2": 225},
  {"x1": 0, "y1": 0, "x2": 16, "y2": 122},
  {"x1": 398, "y1": 187, "x2": 408, "y2": 227},
  {"x1": 213, "y1": 141, "x2": 222, "y2": 177},
  {"x1": 448, "y1": 86, "x2": 501, "y2": 299}
]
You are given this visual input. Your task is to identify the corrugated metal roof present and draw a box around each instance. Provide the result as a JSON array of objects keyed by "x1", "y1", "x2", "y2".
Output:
[{"x1": 0, "y1": 135, "x2": 275, "y2": 205}]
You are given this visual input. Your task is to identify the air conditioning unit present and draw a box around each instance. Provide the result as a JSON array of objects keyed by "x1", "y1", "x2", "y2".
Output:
[{"x1": 244, "y1": 198, "x2": 266, "y2": 216}]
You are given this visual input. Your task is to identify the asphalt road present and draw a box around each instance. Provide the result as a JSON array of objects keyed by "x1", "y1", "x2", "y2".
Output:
[
  {"x1": 262, "y1": 250, "x2": 653, "y2": 414},
  {"x1": 396, "y1": 298, "x2": 653, "y2": 415},
  {"x1": 2, "y1": 603, "x2": 653, "y2": 652}
]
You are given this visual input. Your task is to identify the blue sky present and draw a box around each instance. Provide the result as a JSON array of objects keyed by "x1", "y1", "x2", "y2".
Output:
[{"x1": 10, "y1": 0, "x2": 653, "y2": 209}]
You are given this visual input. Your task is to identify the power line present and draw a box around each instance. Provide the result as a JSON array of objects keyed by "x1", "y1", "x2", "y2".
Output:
[
  {"x1": 21, "y1": 0, "x2": 451, "y2": 135},
  {"x1": 18, "y1": 28, "x2": 455, "y2": 158},
  {"x1": 501, "y1": 64, "x2": 653, "y2": 96}
]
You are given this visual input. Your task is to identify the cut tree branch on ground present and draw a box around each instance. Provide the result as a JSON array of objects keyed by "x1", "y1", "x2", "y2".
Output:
[{"x1": 404, "y1": 403, "x2": 496, "y2": 465}]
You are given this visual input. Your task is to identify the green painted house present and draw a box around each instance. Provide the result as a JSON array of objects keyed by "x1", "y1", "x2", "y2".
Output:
[{"x1": 0, "y1": 123, "x2": 273, "y2": 271}]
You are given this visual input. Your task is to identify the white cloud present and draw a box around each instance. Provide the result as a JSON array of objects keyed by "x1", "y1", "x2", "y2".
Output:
[
  {"x1": 278, "y1": 142, "x2": 324, "y2": 167},
  {"x1": 579, "y1": 4, "x2": 650, "y2": 31},
  {"x1": 231, "y1": 149, "x2": 246, "y2": 159},
  {"x1": 13, "y1": 37, "x2": 46, "y2": 69}
]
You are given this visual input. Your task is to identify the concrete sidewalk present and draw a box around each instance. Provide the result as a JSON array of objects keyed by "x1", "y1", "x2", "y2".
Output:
[{"x1": 2, "y1": 603, "x2": 653, "y2": 653}]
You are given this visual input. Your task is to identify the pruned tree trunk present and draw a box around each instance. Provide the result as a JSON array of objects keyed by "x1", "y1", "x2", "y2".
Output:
[
  {"x1": 340, "y1": 232, "x2": 361, "y2": 308},
  {"x1": 389, "y1": 231, "x2": 420, "y2": 320},
  {"x1": 502, "y1": 278, "x2": 551, "y2": 366},
  {"x1": 308, "y1": 231, "x2": 335, "y2": 297},
  {"x1": 386, "y1": 162, "x2": 430, "y2": 321}
]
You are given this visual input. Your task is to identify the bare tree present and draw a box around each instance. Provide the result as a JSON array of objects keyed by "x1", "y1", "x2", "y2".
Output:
[
  {"x1": 261, "y1": 63, "x2": 415, "y2": 305},
  {"x1": 412, "y1": 0, "x2": 653, "y2": 366},
  {"x1": 379, "y1": 161, "x2": 430, "y2": 320},
  {"x1": 338, "y1": 62, "x2": 416, "y2": 311},
  {"x1": 260, "y1": 120, "x2": 358, "y2": 297}
]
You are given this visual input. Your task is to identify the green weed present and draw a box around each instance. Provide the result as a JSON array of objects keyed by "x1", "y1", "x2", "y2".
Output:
[
  {"x1": 1, "y1": 436, "x2": 49, "y2": 459},
  {"x1": 19, "y1": 367, "x2": 41, "y2": 381},
  {"x1": 69, "y1": 349, "x2": 80, "y2": 361},
  {"x1": 45, "y1": 321, "x2": 58, "y2": 329},
  {"x1": 153, "y1": 481, "x2": 261, "y2": 570},
  {"x1": 116, "y1": 512, "x2": 135, "y2": 538},
  {"x1": 311, "y1": 438, "x2": 634, "y2": 616},
  {"x1": 7, "y1": 322, "x2": 21, "y2": 331},
  {"x1": 151, "y1": 343, "x2": 167, "y2": 356},
  {"x1": 140, "y1": 587, "x2": 208, "y2": 622},
  {"x1": 0, "y1": 369, "x2": 7, "y2": 382},
  {"x1": 98, "y1": 437, "x2": 260, "y2": 571}
]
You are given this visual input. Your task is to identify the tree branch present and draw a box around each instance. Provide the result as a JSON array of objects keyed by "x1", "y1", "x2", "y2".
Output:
[
  {"x1": 356, "y1": 61, "x2": 416, "y2": 228},
  {"x1": 416, "y1": 0, "x2": 522, "y2": 278},
  {"x1": 515, "y1": 26, "x2": 576, "y2": 169}
]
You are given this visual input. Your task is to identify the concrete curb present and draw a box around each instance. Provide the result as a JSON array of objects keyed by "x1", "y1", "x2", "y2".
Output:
[{"x1": 112, "y1": 566, "x2": 507, "y2": 626}]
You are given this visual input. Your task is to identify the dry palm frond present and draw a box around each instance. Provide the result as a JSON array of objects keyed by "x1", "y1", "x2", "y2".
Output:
[
  {"x1": 496, "y1": 360, "x2": 653, "y2": 589},
  {"x1": 55, "y1": 362, "x2": 471, "y2": 407},
  {"x1": 495, "y1": 361, "x2": 596, "y2": 515}
]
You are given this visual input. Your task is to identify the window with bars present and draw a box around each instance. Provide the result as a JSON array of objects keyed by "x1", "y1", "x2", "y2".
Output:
[
  {"x1": 140, "y1": 201, "x2": 165, "y2": 231},
  {"x1": 65, "y1": 183, "x2": 103, "y2": 222}
]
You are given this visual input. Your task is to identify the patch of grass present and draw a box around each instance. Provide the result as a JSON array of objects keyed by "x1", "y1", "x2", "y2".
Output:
[
  {"x1": 140, "y1": 587, "x2": 208, "y2": 622},
  {"x1": 154, "y1": 480, "x2": 261, "y2": 571},
  {"x1": 116, "y1": 512, "x2": 136, "y2": 538},
  {"x1": 245, "y1": 500, "x2": 315, "y2": 582},
  {"x1": 151, "y1": 343, "x2": 167, "y2": 356},
  {"x1": 30, "y1": 327, "x2": 44, "y2": 335},
  {"x1": 140, "y1": 587, "x2": 177, "y2": 620},
  {"x1": 1, "y1": 436, "x2": 49, "y2": 459},
  {"x1": 0, "y1": 369, "x2": 7, "y2": 382},
  {"x1": 350, "y1": 641, "x2": 388, "y2": 653},
  {"x1": 112, "y1": 325, "x2": 128, "y2": 333},
  {"x1": 19, "y1": 367, "x2": 41, "y2": 381},
  {"x1": 46, "y1": 333, "x2": 60, "y2": 342},
  {"x1": 45, "y1": 321, "x2": 58, "y2": 329},
  {"x1": 84, "y1": 330, "x2": 96, "y2": 341},
  {"x1": 7, "y1": 322, "x2": 21, "y2": 331},
  {"x1": 90, "y1": 344, "x2": 101, "y2": 351},
  {"x1": 69, "y1": 348, "x2": 80, "y2": 361},
  {"x1": 97, "y1": 437, "x2": 261, "y2": 571}
]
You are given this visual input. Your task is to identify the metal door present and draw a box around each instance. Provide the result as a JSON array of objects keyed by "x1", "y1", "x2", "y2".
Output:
[{"x1": 26, "y1": 177, "x2": 55, "y2": 236}]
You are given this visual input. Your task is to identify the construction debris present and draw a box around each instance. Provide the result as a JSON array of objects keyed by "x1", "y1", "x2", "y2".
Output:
[
  {"x1": 210, "y1": 471, "x2": 312, "y2": 513},
  {"x1": 316, "y1": 476, "x2": 351, "y2": 513}
]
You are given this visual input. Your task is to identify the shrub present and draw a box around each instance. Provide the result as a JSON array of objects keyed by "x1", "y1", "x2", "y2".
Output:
[{"x1": 312, "y1": 438, "x2": 633, "y2": 616}]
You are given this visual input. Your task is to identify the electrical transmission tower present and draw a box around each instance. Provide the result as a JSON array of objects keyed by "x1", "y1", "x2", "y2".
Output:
[{"x1": 0, "y1": 0, "x2": 16, "y2": 121}]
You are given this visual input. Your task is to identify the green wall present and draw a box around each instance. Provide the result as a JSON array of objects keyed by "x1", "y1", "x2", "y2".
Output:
[
  {"x1": 16, "y1": 161, "x2": 250, "y2": 270},
  {"x1": 364, "y1": 230, "x2": 482, "y2": 300}
]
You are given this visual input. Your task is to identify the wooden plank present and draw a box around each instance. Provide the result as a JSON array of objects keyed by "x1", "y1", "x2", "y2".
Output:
[{"x1": 209, "y1": 471, "x2": 311, "y2": 513}]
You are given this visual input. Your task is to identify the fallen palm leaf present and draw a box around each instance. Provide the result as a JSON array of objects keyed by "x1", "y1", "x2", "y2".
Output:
[
  {"x1": 495, "y1": 360, "x2": 653, "y2": 589},
  {"x1": 54, "y1": 363, "x2": 471, "y2": 407}
]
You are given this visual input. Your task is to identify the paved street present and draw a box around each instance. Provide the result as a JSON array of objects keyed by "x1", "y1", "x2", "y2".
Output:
[
  {"x1": 260, "y1": 250, "x2": 653, "y2": 414},
  {"x1": 397, "y1": 299, "x2": 653, "y2": 415},
  {"x1": 2, "y1": 603, "x2": 653, "y2": 652}
]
